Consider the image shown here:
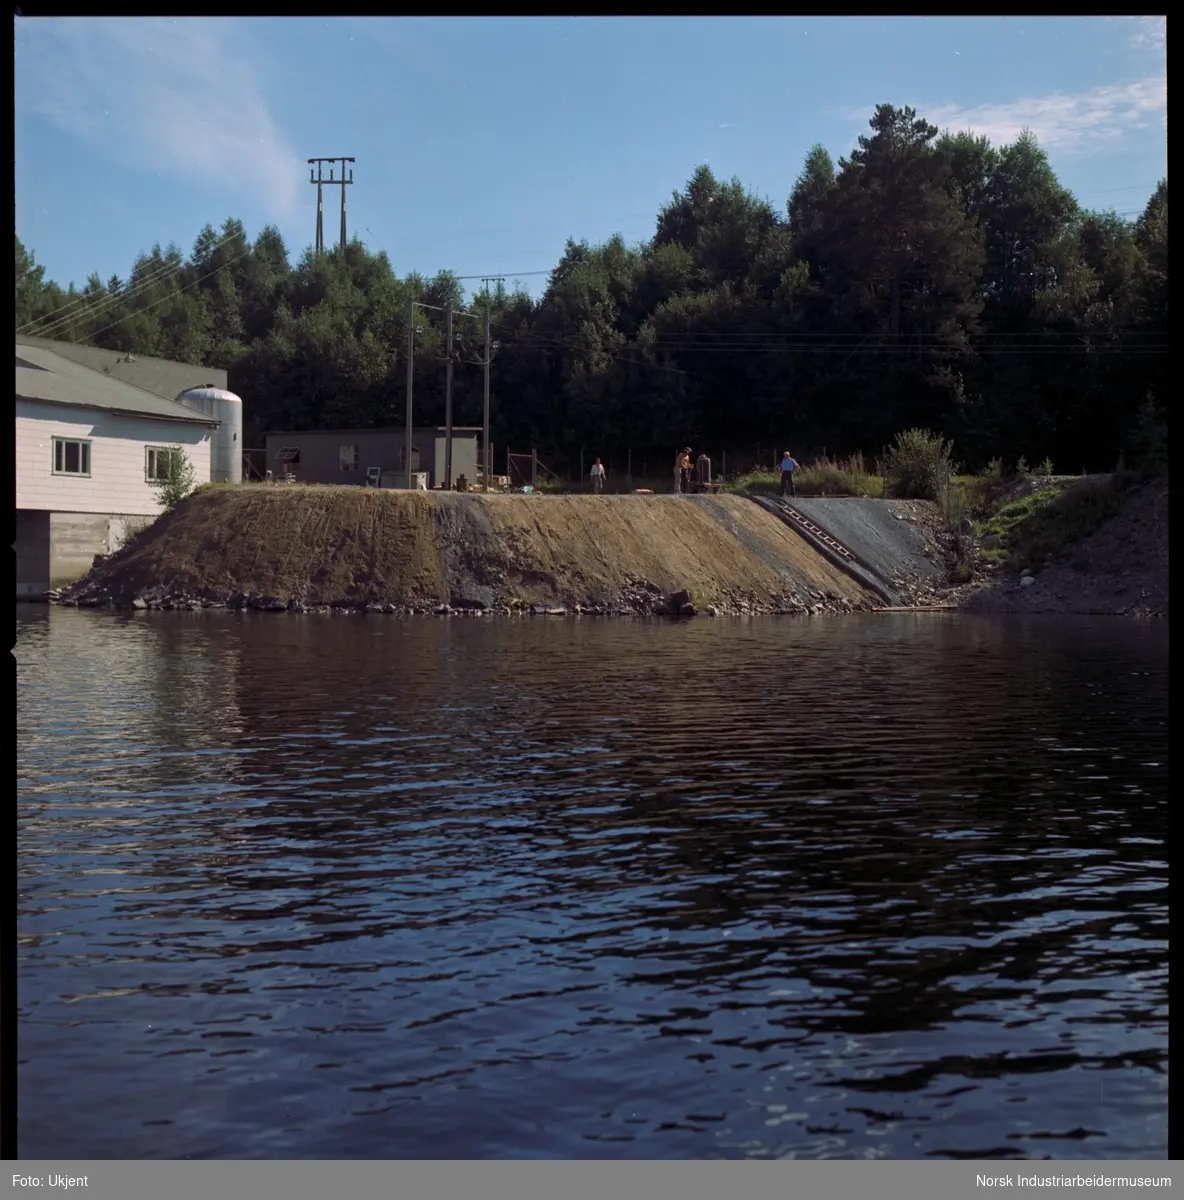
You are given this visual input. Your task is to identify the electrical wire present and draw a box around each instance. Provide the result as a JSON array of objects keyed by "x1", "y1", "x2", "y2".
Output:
[
  {"x1": 18, "y1": 225, "x2": 252, "y2": 340},
  {"x1": 67, "y1": 248, "x2": 256, "y2": 348}
]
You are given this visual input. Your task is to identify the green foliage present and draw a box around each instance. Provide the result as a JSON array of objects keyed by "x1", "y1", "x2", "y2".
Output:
[
  {"x1": 1036, "y1": 456, "x2": 1055, "y2": 478},
  {"x1": 975, "y1": 474, "x2": 1140, "y2": 570},
  {"x1": 1125, "y1": 397, "x2": 1168, "y2": 478},
  {"x1": 884, "y1": 428, "x2": 954, "y2": 501},
  {"x1": 13, "y1": 109, "x2": 1167, "y2": 476},
  {"x1": 149, "y1": 447, "x2": 198, "y2": 511},
  {"x1": 729, "y1": 454, "x2": 883, "y2": 497},
  {"x1": 114, "y1": 516, "x2": 155, "y2": 551}
]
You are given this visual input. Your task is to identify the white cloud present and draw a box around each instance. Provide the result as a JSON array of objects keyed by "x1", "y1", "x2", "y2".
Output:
[
  {"x1": 1125, "y1": 16, "x2": 1166, "y2": 53},
  {"x1": 839, "y1": 73, "x2": 1166, "y2": 155},
  {"x1": 924, "y1": 75, "x2": 1166, "y2": 152},
  {"x1": 14, "y1": 18, "x2": 303, "y2": 220}
]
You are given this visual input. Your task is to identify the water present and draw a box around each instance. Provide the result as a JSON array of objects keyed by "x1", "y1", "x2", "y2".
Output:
[{"x1": 15, "y1": 609, "x2": 1168, "y2": 1160}]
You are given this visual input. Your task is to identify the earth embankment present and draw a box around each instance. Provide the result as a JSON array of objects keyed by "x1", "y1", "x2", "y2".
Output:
[{"x1": 57, "y1": 487, "x2": 883, "y2": 615}]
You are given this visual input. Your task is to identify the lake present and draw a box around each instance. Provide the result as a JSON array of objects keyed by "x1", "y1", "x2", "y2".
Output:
[{"x1": 15, "y1": 608, "x2": 1168, "y2": 1159}]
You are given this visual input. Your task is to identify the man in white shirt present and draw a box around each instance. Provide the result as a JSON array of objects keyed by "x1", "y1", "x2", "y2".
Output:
[{"x1": 590, "y1": 457, "x2": 606, "y2": 494}]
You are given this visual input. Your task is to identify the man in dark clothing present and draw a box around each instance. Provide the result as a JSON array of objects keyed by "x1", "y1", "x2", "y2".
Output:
[{"x1": 779, "y1": 451, "x2": 799, "y2": 498}]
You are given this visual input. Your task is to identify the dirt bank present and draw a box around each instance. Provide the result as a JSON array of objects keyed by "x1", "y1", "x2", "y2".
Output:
[
  {"x1": 956, "y1": 478, "x2": 1168, "y2": 617},
  {"x1": 55, "y1": 487, "x2": 882, "y2": 616}
]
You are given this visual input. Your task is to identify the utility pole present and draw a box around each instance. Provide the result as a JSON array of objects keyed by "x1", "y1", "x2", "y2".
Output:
[
  {"x1": 483, "y1": 306, "x2": 492, "y2": 492},
  {"x1": 405, "y1": 296, "x2": 415, "y2": 489},
  {"x1": 444, "y1": 303, "x2": 455, "y2": 490},
  {"x1": 308, "y1": 158, "x2": 355, "y2": 254},
  {"x1": 480, "y1": 276, "x2": 505, "y2": 299}
]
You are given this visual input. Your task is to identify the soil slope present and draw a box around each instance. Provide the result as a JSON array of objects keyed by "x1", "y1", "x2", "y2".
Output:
[
  {"x1": 957, "y1": 478, "x2": 1168, "y2": 617},
  {"x1": 58, "y1": 487, "x2": 881, "y2": 615}
]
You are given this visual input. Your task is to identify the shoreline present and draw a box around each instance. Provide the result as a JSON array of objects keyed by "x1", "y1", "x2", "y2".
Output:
[{"x1": 28, "y1": 480, "x2": 1167, "y2": 621}]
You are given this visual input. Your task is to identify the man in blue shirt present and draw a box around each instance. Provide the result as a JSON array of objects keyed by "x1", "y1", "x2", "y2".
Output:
[{"x1": 779, "y1": 451, "x2": 799, "y2": 498}]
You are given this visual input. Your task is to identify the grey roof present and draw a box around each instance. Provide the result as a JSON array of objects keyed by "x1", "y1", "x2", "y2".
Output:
[
  {"x1": 15, "y1": 343, "x2": 219, "y2": 426},
  {"x1": 15, "y1": 334, "x2": 226, "y2": 402},
  {"x1": 265, "y1": 426, "x2": 482, "y2": 437}
]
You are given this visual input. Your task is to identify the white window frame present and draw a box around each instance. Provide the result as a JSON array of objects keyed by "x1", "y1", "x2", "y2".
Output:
[
  {"x1": 339, "y1": 443, "x2": 359, "y2": 472},
  {"x1": 145, "y1": 445, "x2": 184, "y2": 482},
  {"x1": 52, "y1": 437, "x2": 92, "y2": 477}
]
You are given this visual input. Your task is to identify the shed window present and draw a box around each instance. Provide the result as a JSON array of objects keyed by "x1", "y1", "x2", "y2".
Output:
[
  {"x1": 52, "y1": 438, "x2": 91, "y2": 476},
  {"x1": 339, "y1": 444, "x2": 359, "y2": 472},
  {"x1": 146, "y1": 446, "x2": 183, "y2": 481}
]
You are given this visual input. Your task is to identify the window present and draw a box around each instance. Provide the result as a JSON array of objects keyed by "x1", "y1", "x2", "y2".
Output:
[
  {"x1": 146, "y1": 446, "x2": 183, "y2": 481},
  {"x1": 339, "y1": 444, "x2": 359, "y2": 472},
  {"x1": 53, "y1": 438, "x2": 91, "y2": 476}
]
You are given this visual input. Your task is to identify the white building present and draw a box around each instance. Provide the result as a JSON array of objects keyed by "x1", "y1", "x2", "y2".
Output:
[{"x1": 16, "y1": 342, "x2": 220, "y2": 597}]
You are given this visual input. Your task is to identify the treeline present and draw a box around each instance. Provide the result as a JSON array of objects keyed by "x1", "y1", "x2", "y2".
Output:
[{"x1": 15, "y1": 105, "x2": 1168, "y2": 474}]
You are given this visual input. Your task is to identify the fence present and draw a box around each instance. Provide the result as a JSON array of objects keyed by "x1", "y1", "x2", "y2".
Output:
[{"x1": 506, "y1": 451, "x2": 563, "y2": 489}]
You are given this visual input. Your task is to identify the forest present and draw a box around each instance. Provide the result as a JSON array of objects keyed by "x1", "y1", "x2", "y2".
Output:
[{"x1": 15, "y1": 105, "x2": 1169, "y2": 477}]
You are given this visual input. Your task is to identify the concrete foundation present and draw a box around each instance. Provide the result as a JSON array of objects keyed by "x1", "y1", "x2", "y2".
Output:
[
  {"x1": 16, "y1": 509, "x2": 148, "y2": 597},
  {"x1": 15, "y1": 509, "x2": 51, "y2": 598}
]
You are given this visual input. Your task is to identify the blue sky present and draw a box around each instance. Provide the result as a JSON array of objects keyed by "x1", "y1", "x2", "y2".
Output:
[{"x1": 15, "y1": 16, "x2": 1167, "y2": 301}]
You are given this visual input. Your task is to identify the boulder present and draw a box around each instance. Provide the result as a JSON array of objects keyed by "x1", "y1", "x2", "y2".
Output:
[
  {"x1": 667, "y1": 588, "x2": 693, "y2": 614},
  {"x1": 451, "y1": 586, "x2": 493, "y2": 610}
]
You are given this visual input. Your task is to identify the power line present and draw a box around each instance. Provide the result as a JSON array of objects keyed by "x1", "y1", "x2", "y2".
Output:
[
  {"x1": 65, "y1": 248, "x2": 255, "y2": 347},
  {"x1": 19, "y1": 225, "x2": 251, "y2": 341}
]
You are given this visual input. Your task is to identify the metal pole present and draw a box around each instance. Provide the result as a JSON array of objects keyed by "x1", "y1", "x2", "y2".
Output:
[
  {"x1": 483, "y1": 307, "x2": 491, "y2": 493},
  {"x1": 405, "y1": 297, "x2": 415, "y2": 489},
  {"x1": 340, "y1": 170, "x2": 349, "y2": 249},
  {"x1": 316, "y1": 182, "x2": 324, "y2": 256},
  {"x1": 444, "y1": 304, "x2": 454, "y2": 490},
  {"x1": 531, "y1": 448, "x2": 537, "y2": 489}
]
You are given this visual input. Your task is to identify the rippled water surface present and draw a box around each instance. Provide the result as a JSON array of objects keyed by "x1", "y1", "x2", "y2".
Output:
[{"x1": 16, "y1": 609, "x2": 1168, "y2": 1159}]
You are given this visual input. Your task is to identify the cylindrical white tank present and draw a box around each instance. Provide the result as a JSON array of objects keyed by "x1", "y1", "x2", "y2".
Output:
[{"x1": 176, "y1": 386, "x2": 243, "y2": 484}]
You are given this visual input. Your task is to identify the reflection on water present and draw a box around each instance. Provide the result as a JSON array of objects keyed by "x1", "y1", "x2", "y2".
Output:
[{"x1": 16, "y1": 609, "x2": 1168, "y2": 1159}]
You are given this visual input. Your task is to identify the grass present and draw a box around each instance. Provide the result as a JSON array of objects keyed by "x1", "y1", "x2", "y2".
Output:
[
  {"x1": 971, "y1": 470, "x2": 1141, "y2": 573},
  {"x1": 727, "y1": 453, "x2": 886, "y2": 498}
]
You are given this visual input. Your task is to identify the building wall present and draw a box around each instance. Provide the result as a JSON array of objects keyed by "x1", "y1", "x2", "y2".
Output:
[
  {"x1": 16, "y1": 509, "x2": 50, "y2": 597},
  {"x1": 264, "y1": 428, "x2": 479, "y2": 489},
  {"x1": 16, "y1": 400, "x2": 213, "y2": 516},
  {"x1": 432, "y1": 435, "x2": 479, "y2": 489},
  {"x1": 16, "y1": 508, "x2": 153, "y2": 596},
  {"x1": 47, "y1": 512, "x2": 150, "y2": 589}
]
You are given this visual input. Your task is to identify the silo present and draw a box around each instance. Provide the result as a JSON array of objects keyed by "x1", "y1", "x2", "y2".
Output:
[{"x1": 176, "y1": 386, "x2": 243, "y2": 483}]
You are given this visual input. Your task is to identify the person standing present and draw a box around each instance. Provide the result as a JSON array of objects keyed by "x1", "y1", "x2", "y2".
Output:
[
  {"x1": 589, "y1": 457, "x2": 606, "y2": 494},
  {"x1": 680, "y1": 447, "x2": 694, "y2": 495},
  {"x1": 674, "y1": 447, "x2": 691, "y2": 494},
  {"x1": 779, "y1": 450, "x2": 799, "y2": 498}
]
